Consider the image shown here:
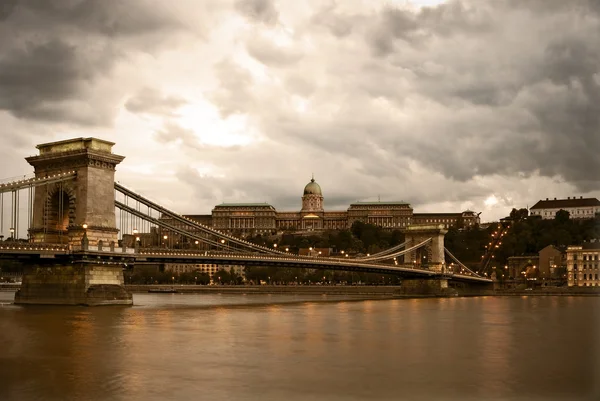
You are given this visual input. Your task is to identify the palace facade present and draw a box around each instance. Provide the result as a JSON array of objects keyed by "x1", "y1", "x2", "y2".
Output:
[{"x1": 182, "y1": 177, "x2": 479, "y2": 236}]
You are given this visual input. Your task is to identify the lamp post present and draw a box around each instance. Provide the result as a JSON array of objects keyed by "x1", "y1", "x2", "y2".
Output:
[
  {"x1": 163, "y1": 235, "x2": 168, "y2": 249},
  {"x1": 81, "y1": 223, "x2": 88, "y2": 249},
  {"x1": 133, "y1": 228, "x2": 139, "y2": 249},
  {"x1": 195, "y1": 240, "x2": 199, "y2": 249},
  {"x1": 9, "y1": 227, "x2": 14, "y2": 240},
  {"x1": 220, "y1": 239, "x2": 225, "y2": 251}
]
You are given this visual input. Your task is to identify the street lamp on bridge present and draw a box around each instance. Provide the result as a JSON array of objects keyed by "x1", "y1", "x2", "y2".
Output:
[
  {"x1": 163, "y1": 235, "x2": 168, "y2": 249},
  {"x1": 133, "y1": 228, "x2": 140, "y2": 248}
]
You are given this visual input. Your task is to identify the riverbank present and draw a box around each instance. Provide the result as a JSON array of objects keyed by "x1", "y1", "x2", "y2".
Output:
[
  {"x1": 125, "y1": 284, "x2": 600, "y2": 297},
  {"x1": 2, "y1": 283, "x2": 599, "y2": 297}
]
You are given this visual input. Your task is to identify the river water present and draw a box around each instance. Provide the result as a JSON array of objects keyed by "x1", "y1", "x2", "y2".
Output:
[{"x1": 0, "y1": 292, "x2": 598, "y2": 401}]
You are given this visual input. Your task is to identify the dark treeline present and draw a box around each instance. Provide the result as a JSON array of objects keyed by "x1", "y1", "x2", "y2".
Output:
[
  {"x1": 125, "y1": 266, "x2": 399, "y2": 285},
  {"x1": 494, "y1": 209, "x2": 600, "y2": 264},
  {"x1": 247, "y1": 221, "x2": 405, "y2": 255}
]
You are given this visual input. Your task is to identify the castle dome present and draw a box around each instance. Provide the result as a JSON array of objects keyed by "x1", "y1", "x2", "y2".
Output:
[{"x1": 303, "y1": 177, "x2": 322, "y2": 196}]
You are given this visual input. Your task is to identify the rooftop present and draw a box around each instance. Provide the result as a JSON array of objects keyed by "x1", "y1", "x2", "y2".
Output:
[
  {"x1": 214, "y1": 203, "x2": 275, "y2": 208},
  {"x1": 530, "y1": 197, "x2": 600, "y2": 209},
  {"x1": 349, "y1": 201, "x2": 409, "y2": 206}
]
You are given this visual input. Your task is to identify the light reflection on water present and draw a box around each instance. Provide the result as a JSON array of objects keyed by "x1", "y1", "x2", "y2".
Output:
[{"x1": 0, "y1": 292, "x2": 598, "y2": 401}]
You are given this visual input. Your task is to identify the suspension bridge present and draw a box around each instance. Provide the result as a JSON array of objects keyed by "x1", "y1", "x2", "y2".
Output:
[{"x1": 0, "y1": 137, "x2": 491, "y2": 305}]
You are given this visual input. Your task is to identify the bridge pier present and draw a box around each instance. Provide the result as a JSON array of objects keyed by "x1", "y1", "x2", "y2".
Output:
[
  {"x1": 398, "y1": 278, "x2": 458, "y2": 297},
  {"x1": 14, "y1": 262, "x2": 132, "y2": 306}
]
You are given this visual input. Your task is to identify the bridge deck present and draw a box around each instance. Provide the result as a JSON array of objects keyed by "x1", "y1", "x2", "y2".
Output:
[{"x1": 0, "y1": 244, "x2": 491, "y2": 283}]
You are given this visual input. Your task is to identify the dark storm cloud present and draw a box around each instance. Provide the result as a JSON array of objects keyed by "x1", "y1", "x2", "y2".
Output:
[
  {"x1": 352, "y1": 1, "x2": 600, "y2": 192},
  {"x1": 234, "y1": 0, "x2": 279, "y2": 26},
  {"x1": 8, "y1": 0, "x2": 186, "y2": 37},
  {"x1": 0, "y1": 0, "x2": 17, "y2": 21},
  {"x1": 0, "y1": 40, "x2": 116, "y2": 124},
  {"x1": 367, "y1": 8, "x2": 421, "y2": 57},
  {"x1": 125, "y1": 88, "x2": 187, "y2": 116},
  {"x1": 0, "y1": 0, "x2": 194, "y2": 125},
  {"x1": 502, "y1": 0, "x2": 600, "y2": 14}
]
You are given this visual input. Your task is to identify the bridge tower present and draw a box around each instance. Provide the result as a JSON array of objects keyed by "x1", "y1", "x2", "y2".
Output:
[
  {"x1": 398, "y1": 224, "x2": 457, "y2": 296},
  {"x1": 26, "y1": 138, "x2": 124, "y2": 246},
  {"x1": 403, "y1": 224, "x2": 447, "y2": 272},
  {"x1": 14, "y1": 138, "x2": 132, "y2": 306}
]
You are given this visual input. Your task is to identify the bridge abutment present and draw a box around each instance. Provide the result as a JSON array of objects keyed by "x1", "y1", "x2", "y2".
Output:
[{"x1": 14, "y1": 262, "x2": 132, "y2": 306}]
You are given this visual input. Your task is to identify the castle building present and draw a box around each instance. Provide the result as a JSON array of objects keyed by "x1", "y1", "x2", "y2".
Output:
[
  {"x1": 530, "y1": 197, "x2": 600, "y2": 219},
  {"x1": 176, "y1": 177, "x2": 479, "y2": 237}
]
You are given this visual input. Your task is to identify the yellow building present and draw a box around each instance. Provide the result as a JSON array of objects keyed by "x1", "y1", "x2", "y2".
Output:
[{"x1": 566, "y1": 241, "x2": 600, "y2": 287}]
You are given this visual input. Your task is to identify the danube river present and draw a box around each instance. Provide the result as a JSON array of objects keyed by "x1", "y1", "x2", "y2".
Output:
[{"x1": 0, "y1": 292, "x2": 598, "y2": 401}]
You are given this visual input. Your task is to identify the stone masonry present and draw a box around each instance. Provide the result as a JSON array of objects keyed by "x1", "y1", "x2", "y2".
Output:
[{"x1": 14, "y1": 262, "x2": 132, "y2": 306}]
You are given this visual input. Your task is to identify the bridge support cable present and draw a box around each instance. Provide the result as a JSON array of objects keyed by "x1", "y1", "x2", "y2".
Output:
[
  {"x1": 115, "y1": 183, "x2": 288, "y2": 255},
  {"x1": 358, "y1": 238, "x2": 432, "y2": 263},
  {"x1": 356, "y1": 241, "x2": 408, "y2": 261},
  {"x1": 444, "y1": 247, "x2": 482, "y2": 277},
  {"x1": 0, "y1": 171, "x2": 77, "y2": 194},
  {"x1": 115, "y1": 200, "x2": 246, "y2": 252}
]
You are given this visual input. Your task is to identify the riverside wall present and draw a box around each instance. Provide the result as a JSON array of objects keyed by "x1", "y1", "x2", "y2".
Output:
[{"x1": 123, "y1": 284, "x2": 600, "y2": 297}]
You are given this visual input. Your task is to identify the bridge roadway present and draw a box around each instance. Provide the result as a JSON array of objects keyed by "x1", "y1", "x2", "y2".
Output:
[{"x1": 0, "y1": 243, "x2": 492, "y2": 284}]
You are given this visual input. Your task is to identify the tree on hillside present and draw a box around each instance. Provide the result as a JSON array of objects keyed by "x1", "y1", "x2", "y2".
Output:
[
  {"x1": 555, "y1": 209, "x2": 570, "y2": 225},
  {"x1": 509, "y1": 208, "x2": 529, "y2": 221}
]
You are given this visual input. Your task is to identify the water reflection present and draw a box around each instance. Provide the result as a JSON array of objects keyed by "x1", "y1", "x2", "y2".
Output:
[{"x1": 0, "y1": 292, "x2": 598, "y2": 401}]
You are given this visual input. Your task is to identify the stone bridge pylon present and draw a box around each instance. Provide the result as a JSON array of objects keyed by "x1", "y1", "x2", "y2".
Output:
[
  {"x1": 402, "y1": 224, "x2": 447, "y2": 272},
  {"x1": 14, "y1": 138, "x2": 132, "y2": 306},
  {"x1": 26, "y1": 138, "x2": 124, "y2": 246}
]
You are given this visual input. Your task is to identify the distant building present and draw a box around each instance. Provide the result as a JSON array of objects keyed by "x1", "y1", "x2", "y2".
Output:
[
  {"x1": 413, "y1": 211, "x2": 480, "y2": 229},
  {"x1": 507, "y1": 256, "x2": 539, "y2": 279},
  {"x1": 566, "y1": 241, "x2": 600, "y2": 287},
  {"x1": 538, "y1": 245, "x2": 566, "y2": 278},
  {"x1": 168, "y1": 177, "x2": 479, "y2": 238},
  {"x1": 530, "y1": 197, "x2": 600, "y2": 219},
  {"x1": 164, "y1": 263, "x2": 245, "y2": 278}
]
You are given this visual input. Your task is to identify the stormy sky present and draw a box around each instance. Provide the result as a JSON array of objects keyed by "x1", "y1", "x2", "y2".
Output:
[{"x1": 1, "y1": 0, "x2": 599, "y2": 222}]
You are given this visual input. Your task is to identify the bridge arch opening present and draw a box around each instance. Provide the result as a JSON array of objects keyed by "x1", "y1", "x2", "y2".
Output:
[
  {"x1": 49, "y1": 190, "x2": 70, "y2": 231},
  {"x1": 45, "y1": 188, "x2": 74, "y2": 243}
]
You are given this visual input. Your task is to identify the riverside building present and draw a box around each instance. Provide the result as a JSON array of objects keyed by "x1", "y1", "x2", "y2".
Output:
[{"x1": 566, "y1": 241, "x2": 600, "y2": 287}]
